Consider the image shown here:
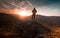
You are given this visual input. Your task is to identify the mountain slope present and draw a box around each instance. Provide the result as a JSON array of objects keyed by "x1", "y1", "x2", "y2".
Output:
[
  {"x1": 18, "y1": 21, "x2": 51, "y2": 38},
  {"x1": 0, "y1": 13, "x2": 60, "y2": 38}
]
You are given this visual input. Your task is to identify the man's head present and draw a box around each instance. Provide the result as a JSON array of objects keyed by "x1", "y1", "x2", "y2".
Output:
[{"x1": 32, "y1": 8, "x2": 37, "y2": 13}]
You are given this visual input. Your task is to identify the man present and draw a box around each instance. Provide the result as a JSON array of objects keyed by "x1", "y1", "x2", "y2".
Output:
[{"x1": 32, "y1": 8, "x2": 37, "y2": 21}]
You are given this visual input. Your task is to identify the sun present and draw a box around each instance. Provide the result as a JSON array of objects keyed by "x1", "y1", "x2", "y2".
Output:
[
  {"x1": 18, "y1": 11, "x2": 28, "y2": 16},
  {"x1": 16, "y1": 10, "x2": 31, "y2": 16}
]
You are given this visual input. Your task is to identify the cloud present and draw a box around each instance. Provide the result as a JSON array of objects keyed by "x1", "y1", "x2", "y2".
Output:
[
  {"x1": 37, "y1": 6, "x2": 60, "y2": 16},
  {"x1": 0, "y1": 0, "x2": 60, "y2": 16}
]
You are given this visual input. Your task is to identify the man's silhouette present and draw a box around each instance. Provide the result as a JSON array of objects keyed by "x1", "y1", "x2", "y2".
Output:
[{"x1": 32, "y1": 8, "x2": 37, "y2": 21}]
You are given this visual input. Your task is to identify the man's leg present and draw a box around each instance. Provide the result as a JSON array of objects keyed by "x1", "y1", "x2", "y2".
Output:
[
  {"x1": 32, "y1": 14, "x2": 33, "y2": 20},
  {"x1": 33, "y1": 14, "x2": 36, "y2": 21}
]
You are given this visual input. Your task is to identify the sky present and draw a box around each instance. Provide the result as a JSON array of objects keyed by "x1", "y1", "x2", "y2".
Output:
[{"x1": 0, "y1": 0, "x2": 60, "y2": 16}]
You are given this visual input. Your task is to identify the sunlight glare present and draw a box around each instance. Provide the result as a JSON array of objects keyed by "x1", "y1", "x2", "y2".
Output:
[{"x1": 17, "y1": 10, "x2": 31, "y2": 16}]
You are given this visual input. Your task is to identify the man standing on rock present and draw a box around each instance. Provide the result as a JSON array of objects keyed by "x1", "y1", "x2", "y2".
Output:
[{"x1": 32, "y1": 8, "x2": 37, "y2": 21}]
